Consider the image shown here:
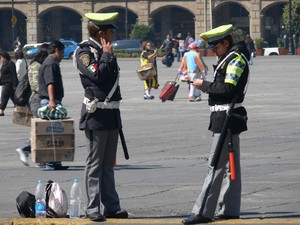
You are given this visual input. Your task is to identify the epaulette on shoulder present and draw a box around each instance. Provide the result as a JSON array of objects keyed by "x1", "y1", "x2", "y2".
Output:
[
  {"x1": 79, "y1": 42, "x2": 91, "y2": 48},
  {"x1": 227, "y1": 50, "x2": 240, "y2": 61},
  {"x1": 220, "y1": 51, "x2": 237, "y2": 70}
]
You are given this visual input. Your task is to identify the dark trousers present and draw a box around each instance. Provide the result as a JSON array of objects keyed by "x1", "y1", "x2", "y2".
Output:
[
  {"x1": 0, "y1": 83, "x2": 16, "y2": 110},
  {"x1": 85, "y1": 129, "x2": 121, "y2": 215},
  {"x1": 176, "y1": 49, "x2": 181, "y2": 61}
]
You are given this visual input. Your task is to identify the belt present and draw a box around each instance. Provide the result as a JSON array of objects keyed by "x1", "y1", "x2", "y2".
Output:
[
  {"x1": 210, "y1": 103, "x2": 242, "y2": 112},
  {"x1": 83, "y1": 97, "x2": 120, "y2": 110}
]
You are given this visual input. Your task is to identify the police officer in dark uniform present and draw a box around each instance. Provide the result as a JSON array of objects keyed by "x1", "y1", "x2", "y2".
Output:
[
  {"x1": 73, "y1": 12, "x2": 128, "y2": 222},
  {"x1": 182, "y1": 24, "x2": 250, "y2": 224}
]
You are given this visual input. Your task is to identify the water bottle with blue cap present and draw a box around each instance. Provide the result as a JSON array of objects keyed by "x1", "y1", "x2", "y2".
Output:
[{"x1": 35, "y1": 180, "x2": 46, "y2": 218}]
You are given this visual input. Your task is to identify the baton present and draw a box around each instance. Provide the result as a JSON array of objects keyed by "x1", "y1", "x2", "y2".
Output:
[
  {"x1": 228, "y1": 129, "x2": 236, "y2": 181},
  {"x1": 210, "y1": 96, "x2": 238, "y2": 168},
  {"x1": 119, "y1": 129, "x2": 129, "y2": 160}
]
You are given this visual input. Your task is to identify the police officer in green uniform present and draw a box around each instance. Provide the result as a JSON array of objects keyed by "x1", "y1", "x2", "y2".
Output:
[
  {"x1": 182, "y1": 25, "x2": 250, "y2": 224},
  {"x1": 73, "y1": 12, "x2": 128, "y2": 222}
]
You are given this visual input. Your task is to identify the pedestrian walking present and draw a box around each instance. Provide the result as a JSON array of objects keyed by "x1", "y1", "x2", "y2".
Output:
[
  {"x1": 14, "y1": 37, "x2": 21, "y2": 52},
  {"x1": 15, "y1": 44, "x2": 49, "y2": 167},
  {"x1": 174, "y1": 33, "x2": 182, "y2": 62},
  {"x1": 182, "y1": 24, "x2": 250, "y2": 224},
  {"x1": 160, "y1": 34, "x2": 174, "y2": 67},
  {"x1": 245, "y1": 34, "x2": 256, "y2": 65},
  {"x1": 178, "y1": 41, "x2": 208, "y2": 102},
  {"x1": 38, "y1": 40, "x2": 68, "y2": 171},
  {"x1": 140, "y1": 41, "x2": 159, "y2": 99},
  {"x1": 14, "y1": 50, "x2": 27, "y2": 81},
  {"x1": 184, "y1": 32, "x2": 195, "y2": 52},
  {"x1": 0, "y1": 51, "x2": 18, "y2": 116},
  {"x1": 73, "y1": 12, "x2": 128, "y2": 222}
]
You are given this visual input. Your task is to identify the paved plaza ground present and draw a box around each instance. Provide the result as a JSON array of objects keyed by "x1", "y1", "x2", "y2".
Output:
[{"x1": 0, "y1": 55, "x2": 300, "y2": 224}]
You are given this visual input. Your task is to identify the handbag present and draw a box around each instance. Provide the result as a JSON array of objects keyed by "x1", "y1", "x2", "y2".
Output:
[{"x1": 136, "y1": 63, "x2": 157, "y2": 80}]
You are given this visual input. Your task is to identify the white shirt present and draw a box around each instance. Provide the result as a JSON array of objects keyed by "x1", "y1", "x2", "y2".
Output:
[{"x1": 15, "y1": 58, "x2": 27, "y2": 81}]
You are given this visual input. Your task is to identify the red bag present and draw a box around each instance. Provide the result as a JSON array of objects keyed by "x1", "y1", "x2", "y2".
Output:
[{"x1": 159, "y1": 74, "x2": 180, "y2": 102}]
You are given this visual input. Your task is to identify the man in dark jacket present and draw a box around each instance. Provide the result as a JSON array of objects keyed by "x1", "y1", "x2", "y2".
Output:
[
  {"x1": 160, "y1": 34, "x2": 175, "y2": 67},
  {"x1": 182, "y1": 24, "x2": 250, "y2": 224},
  {"x1": 73, "y1": 12, "x2": 128, "y2": 222},
  {"x1": 0, "y1": 51, "x2": 18, "y2": 116}
]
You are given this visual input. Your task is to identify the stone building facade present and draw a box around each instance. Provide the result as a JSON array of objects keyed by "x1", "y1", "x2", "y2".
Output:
[{"x1": 0, "y1": 0, "x2": 288, "y2": 49}]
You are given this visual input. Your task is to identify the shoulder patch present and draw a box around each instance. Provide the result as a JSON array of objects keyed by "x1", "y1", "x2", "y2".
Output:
[{"x1": 79, "y1": 54, "x2": 90, "y2": 67}]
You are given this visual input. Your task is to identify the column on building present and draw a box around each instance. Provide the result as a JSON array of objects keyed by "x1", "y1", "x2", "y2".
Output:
[
  {"x1": 250, "y1": 0, "x2": 262, "y2": 39},
  {"x1": 81, "y1": 1, "x2": 93, "y2": 40},
  {"x1": 26, "y1": 1, "x2": 38, "y2": 44},
  {"x1": 195, "y1": 0, "x2": 212, "y2": 38},
  {"x1": 138, "y1": 0, "x2": 149, "y2": 26}
]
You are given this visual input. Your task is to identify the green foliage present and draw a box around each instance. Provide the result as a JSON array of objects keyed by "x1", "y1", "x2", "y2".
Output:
[
  {"x1": 283, "y1": 0, "x2": 300, "y2": 36},
  {"x1": 130, "y1": 23, "x2": 155, "y2": 42},
  {"x1": 113, "y1": 49, "x2": 164, "y2": 58},
  {"x1": 277, "y1": 37, "x2": 284, "y2": 47},
  {"x1": 254, "y1": 38, "x2": 264, "y2": 49},
  {"x1": 200, "y1": 40, "x2": 208, "y2": 49},
  {"x1": 113, "y1": 49, "x2": 141, "y2": 58},
  {"x1": 231, "y1": 28, "x2": 246, "y2": 43}
]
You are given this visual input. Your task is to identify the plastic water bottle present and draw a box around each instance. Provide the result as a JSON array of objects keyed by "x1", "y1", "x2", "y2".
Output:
[
  {"x1": 69, "y1": 178, "x2": 81, "y2": 218},
  {"x1": 35, "y1": 180, "x2": 46, "y2": 218}
]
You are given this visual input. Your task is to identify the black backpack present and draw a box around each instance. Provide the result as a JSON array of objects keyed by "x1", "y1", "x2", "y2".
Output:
[
  {"x1": 16, "y1": 191, "x2": 35, "y2": 218},
  {"x1": 14, "y1": 73, "x2": 31, "y2": 106}
]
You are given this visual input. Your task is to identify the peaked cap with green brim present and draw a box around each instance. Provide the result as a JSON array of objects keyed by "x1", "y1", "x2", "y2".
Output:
[
  {"x1": 200, "y1": 24, "x2": 233, "y2": 46},
  {"x1": 85, "y1": 12, "x2": 119, "y2": 29}
]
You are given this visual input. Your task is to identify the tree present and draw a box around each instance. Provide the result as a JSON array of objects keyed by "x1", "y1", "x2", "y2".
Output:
[
  {"x1": 282, "y1": 0, "x2": 300, "y2": 38},
  {"x1": 231, "y1": 28, "x2": 246, "y2": 43},
  {"x1": 130, "y1": 23, "x2": 155, "y2": 42}
]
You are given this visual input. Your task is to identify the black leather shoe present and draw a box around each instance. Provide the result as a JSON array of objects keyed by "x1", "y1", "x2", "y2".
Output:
[
  {"x1": 182, "y1": 214, "x2": 212, "y2": 224},
  {"x1": 88, "y1": 212, "x2": 106, "y2": 222},
  {"x1": 214, "y1": 214, "x2": 239, "y2": 220},
  {"x1": 105, "y1": 210, "x2": 128, "y2": 218}
]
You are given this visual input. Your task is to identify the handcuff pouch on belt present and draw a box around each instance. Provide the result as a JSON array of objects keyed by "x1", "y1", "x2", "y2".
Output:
[
  {"x1": 84, "y1": 75, "x2": 120, "y2": 113},
  {"x1": 86, "y1": 97, "x2": 99, "y2": 113},
  {"x1": 84, "y1": 87, "x2": 99, "y2": 113}
]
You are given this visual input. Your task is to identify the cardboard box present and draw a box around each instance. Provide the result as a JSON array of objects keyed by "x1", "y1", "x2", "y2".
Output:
[
  {"x1": 32, "y1": 148, "x2": 74, "y2": 163},
  {"x1": 12, "y1": 106, "x2": 33, "y2": 127},
  {"x1": 31, "y1": 118, "x2": 74, "y2": 135},
  {"x1": 31, "y1": 118, "x2": 75, "y2": 163},
  {"x1": 31, "y1": 134, "x2": 74, "y2": 149}
]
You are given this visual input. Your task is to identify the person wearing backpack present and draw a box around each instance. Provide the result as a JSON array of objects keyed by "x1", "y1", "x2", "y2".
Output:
[{"x1": 16, "y1": 44, "x2": 49, "y2": 167}]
